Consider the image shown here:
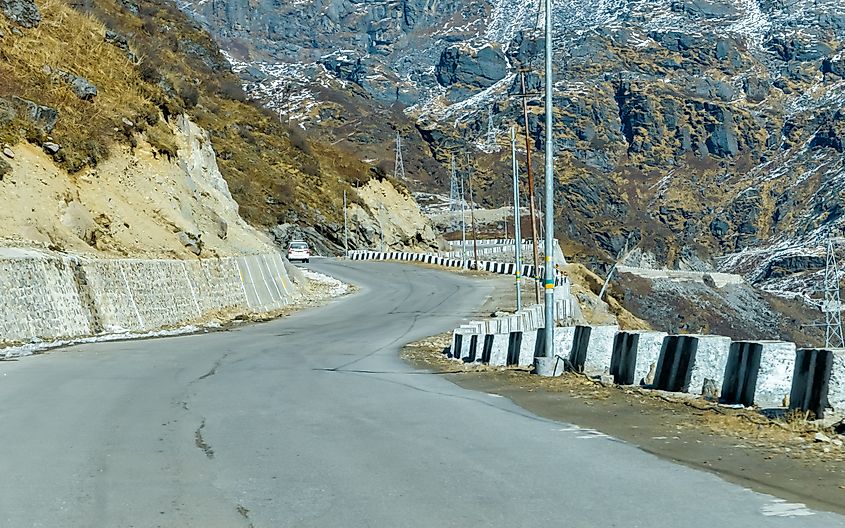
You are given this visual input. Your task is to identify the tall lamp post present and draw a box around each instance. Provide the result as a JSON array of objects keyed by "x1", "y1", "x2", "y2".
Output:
[{"x1": 543, "y1": 0, "x2": 555, "y2": 358}]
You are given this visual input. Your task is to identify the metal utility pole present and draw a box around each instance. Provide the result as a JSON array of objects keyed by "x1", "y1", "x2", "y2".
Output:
[
  {"x1": 380, "y1": 205, "x2": 386, "y2": 252},
  {"x1": 824, "y1": 233, "x2": 845, "y2": 348},
  {"x1": 394, "y1": 133, "x2": 406, "y2": 181},
  {"x1": 542, "y1": 0, "x2": 555, "y2": 358},
  {"x1": 466, "y1": 157, "x2": 480, "y2": 269},
  {"x1": 459, "y1": 162, "x2": 467, "y2": 266},
  {"x1": 511, "y1": 126, "x2": 523, "y2": 311},
  {"x1": 518, "y1": 72, "x2": 542, "y2": 304},
  {"x1": 343, "y1": 189, "x2": 349, "y2": 257}
]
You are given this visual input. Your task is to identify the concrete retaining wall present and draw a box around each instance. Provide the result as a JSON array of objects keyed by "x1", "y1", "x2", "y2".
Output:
[{"x1": 0, "y1": 248, "x2": 298, "y2": 348}]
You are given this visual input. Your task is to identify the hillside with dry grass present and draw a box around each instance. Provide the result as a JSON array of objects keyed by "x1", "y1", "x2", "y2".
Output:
[{"x1": 0, "y1": 0, "x2": 404, "y2": 255}]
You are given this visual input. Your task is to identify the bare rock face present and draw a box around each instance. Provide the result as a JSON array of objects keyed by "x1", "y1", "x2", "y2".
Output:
[
  {"x1": 435, "y1": 44, "x2": 508, "y2": 90},
  {"x1": 0, "y1": 0, "x2": 40, "y2": 28}
]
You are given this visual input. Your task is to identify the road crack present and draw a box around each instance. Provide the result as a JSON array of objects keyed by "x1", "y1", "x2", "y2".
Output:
[
  {"x1": 198, "y1": 352, "x2": 230, "y2": 381},
  {"x1": 236, "y1": 504, "x2": 255, "y2": 528},
  {"x1": 194, "y1": 419, "x2": 214, "y2": 459}
]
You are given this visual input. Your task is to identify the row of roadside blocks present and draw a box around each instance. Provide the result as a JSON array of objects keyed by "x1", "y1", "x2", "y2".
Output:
[
  {"x1": 347, "y1": 250, "x2": 569, "y2": 286},
  {"x1": 450, "y1": 322, "x2": 845, "y2": 419},
  {"x1": 445, "y1": 239, "x2": 537, "y2": 247}
]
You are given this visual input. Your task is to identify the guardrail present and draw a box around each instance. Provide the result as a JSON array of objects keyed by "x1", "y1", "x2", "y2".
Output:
[{"x1": 347, "y1": 250, "x2": 569, "y2": 287}]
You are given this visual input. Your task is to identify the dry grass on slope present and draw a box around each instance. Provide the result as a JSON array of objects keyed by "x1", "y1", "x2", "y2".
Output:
[{"x1": 0, "y1": 0, "x2": 158, "y2": 169}]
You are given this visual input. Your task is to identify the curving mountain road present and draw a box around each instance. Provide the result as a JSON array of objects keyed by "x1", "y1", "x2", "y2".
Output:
[{"x1": 0, "y1": 259, "x2": 843, "y2": 527}]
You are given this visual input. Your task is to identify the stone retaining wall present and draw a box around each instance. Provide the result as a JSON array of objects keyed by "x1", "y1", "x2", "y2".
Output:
[{"x1": 0, "y1": 248, "x2": 298, "y2": 347}]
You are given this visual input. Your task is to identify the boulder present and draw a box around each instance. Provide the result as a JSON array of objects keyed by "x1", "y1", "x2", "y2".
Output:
[
  {"x1": 0, "y1": 0, "x2": 40, "y2": 28},
  {"x1": 177, "y1": 231, "x2": 202, "y2": 255},
  {"x1": 744, "y1": 77, "x2": 770, "y2": 102},
  {"x1": 762, "y1": 255, "x2": 825, "y2": 279},
  {"x1": 811, "y1": 112, "x2": 845, "y2": 152},
  {"x1": 435, "y1": 44, "x2": 507, "y2": 89},
  {"x1": 177, "y1": 39, "x2": 228, "y2": 73},
  {"x1": 42, "y1": 142, "x2": 60, "y2": 154},
  {"x1": 615, "y1": 83, "x2": 661, "y2": 153},
  {"x1": 55, "y1": 69, "x2": 98, "y2": 100},
  {"x1": 507, "y1": 30, "x2": 543, "y2": 67},
  {"x1": 12, "y1": 97, "x2": 58, "y2": 133},
  {"x1": 104, "y1": 30, "x2": 138, "y2": 63}
]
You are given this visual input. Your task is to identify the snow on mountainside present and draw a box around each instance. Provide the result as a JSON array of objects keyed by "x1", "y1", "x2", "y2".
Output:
[{"x1": 178, "y1": 0, "x2": 845, "y2": 300}]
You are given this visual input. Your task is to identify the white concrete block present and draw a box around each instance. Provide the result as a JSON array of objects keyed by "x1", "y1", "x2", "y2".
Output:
[
  {"x1": 632, "y1": 332, "x2": 668, "y2": 386},
  {"x1": 518, "y1": 329, "x2": 539, "y2": 366},
  {"x1": 753, "y1": 341, "x2": 797, "y2": 407},
  {"x1": 688, "y1": 335, "x2": 732, "y2": 396},
  {"x1": 487, "y1": 333, "x2": 510, "y2": 366},
  {"x1": 827, "y1": 349, "x2": 845, "y2": 411},
  {"x1": 583, "y1": 325, "x2": 619, "y2": 375},
  {"x1": 552, "y1": 326, "x2": 576, "y2": 361}
]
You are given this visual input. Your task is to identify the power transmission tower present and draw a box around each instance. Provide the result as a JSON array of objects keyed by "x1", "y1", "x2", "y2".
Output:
[
  {"x1": 484, "y1": 107, "x2": 501, "y2": 153},
  {"x1": 824, "y1": 233, "x2": 845, "y2": 348},
  {"x1": 394, "y1": 133, "x2": 406, "y2": 181},
  {"x1": 450, "y1": 155, "x2": 461, "y2": 231}
]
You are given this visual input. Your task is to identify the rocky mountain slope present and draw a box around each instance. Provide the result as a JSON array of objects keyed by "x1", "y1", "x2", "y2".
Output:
[
  {"x1": 178, "y1": 0, "x2": 844, "y2": 300},
  {"x1": 0, "y1": 0, "x2": 438, "y2": 257}
]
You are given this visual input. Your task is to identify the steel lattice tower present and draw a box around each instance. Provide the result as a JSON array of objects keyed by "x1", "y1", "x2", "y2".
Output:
[
  {"x1": 485, "y1": 107, "x2": 500, "y2": 152},
  {"x1": 824, "y1": 233, "x2": 845, "y2": 348},
  {"x1": 394, "y1": 133, "x2": 405, "y2": 181},
  {"x1": 449, "y1": 156, "x2": 460, "y2": 229}
]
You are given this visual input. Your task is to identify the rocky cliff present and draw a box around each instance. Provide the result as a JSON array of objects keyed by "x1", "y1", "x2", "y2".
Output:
[{"x1": 178, "y1": 0, "x2": 845, "y2": 299}]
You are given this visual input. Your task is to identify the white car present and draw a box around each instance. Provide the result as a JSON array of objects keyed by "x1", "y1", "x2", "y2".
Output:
[{"x1": 287, "y1": 241, "x2": 311, "y2": 263}]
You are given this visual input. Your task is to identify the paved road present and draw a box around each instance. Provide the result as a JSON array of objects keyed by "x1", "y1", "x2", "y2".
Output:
[{"x1": 0, "y1": 260, "x2": 842, "y2": 527}]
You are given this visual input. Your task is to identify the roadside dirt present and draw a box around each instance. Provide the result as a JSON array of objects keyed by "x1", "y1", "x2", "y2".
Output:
[{"x1": 401, "y1": 273, "x2": 845, "y2": 516}]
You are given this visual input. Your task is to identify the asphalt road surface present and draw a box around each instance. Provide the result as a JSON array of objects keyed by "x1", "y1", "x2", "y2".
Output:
[{"x1": 1, "y1": 260, "x2": 843, "y2": 527}]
